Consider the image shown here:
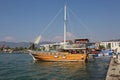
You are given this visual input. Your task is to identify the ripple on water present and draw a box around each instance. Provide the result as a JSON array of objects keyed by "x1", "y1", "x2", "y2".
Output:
[{"x1": 0, "y1": 53, "x2": 111, "y2": 80}]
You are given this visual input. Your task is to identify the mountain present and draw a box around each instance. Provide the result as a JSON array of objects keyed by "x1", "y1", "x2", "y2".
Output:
[
  {"x1": 0, "y1": 42, "x2": 30, "y2": 48},
  {"x1": 0, "y1": 41, "x2": 56, "y2": 48}
]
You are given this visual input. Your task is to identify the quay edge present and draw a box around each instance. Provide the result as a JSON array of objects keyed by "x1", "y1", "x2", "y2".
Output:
[{"x1": 105, "y1": 58, "x2": 120, "y2": 80}]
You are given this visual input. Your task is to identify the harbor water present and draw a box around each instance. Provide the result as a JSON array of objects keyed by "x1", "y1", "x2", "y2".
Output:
[{"x1": 0, "y1": 53, "x2": 111, "y2": 80}]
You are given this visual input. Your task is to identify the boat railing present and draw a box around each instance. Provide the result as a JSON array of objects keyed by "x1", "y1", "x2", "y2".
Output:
[
  {"x1": 34, "y1": 51, "x2": 62, "y2": 55},
  {"x1": 64, "y1": 44, "x2": 86, "y2": 49}
]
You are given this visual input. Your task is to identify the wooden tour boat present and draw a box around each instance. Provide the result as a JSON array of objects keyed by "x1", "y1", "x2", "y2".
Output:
[{"x1": 30, "y1": 5, "x2": 88, "y2": 62}]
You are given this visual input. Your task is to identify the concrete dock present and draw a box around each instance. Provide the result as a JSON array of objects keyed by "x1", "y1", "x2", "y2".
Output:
[{"x1": 106, "y1": 58, "x2": 120, "y2": 80}]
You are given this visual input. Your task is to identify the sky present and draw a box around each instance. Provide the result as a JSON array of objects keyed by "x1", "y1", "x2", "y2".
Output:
[{"x1": 0, "y1": 0, "x2": 120, "y2": 42}]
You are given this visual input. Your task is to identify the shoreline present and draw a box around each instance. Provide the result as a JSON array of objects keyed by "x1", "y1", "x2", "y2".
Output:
[{"x1": 106, "y1": 58, "x2": 120, "y2": 80}]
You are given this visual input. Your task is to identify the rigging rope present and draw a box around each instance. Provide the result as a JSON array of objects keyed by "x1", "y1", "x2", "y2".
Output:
[
  {"x1": 68, "y1": 7, "x2": 96, "y2": 41},
  {"x1": 67, "y1": 9, "x2": 77, "y2": 39},
  {"x1": 40, "y1": 8, "x2": 63, "y2": 35}
]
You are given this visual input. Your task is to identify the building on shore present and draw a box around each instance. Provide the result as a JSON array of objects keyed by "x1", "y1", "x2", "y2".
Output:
[{"x1": 97, "y1": 40, "x2": 120, "y2": 50}]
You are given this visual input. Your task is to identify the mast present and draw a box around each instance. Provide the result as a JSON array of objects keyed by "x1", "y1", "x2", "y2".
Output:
[
  {"x1": 63, "y1": 5, "x2": 86, "y2": 50},
  {"x1": 64, "y1": 5, "x2": 67, "y2": 49}
]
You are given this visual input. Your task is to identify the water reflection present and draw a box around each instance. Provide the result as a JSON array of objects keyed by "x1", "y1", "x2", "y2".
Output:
[
  {"x1": 35, "y1": 61, "x2": 86, "y2": 71},
  {"x1": 33, "y1": 61, "x2": 87, "y2": 79}
]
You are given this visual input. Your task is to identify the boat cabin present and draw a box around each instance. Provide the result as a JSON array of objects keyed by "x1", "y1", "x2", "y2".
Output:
[{"x1": 74, "y1": 39, "x2": 89, "y2": 44}]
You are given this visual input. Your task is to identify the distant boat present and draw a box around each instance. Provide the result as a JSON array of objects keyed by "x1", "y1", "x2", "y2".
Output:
[
  {"x1": 95, "y1": 49, "x2": 112, "y2": 58},
  {"x1": 87, "y1": 49, "x2": 112, "y2": 60},
  {"x1": 29, "y1": 5, "x2": 88, "y2": 62}
]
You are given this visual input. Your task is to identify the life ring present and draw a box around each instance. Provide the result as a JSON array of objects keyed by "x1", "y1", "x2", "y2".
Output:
[
  {"x1": 54, "y1": 55, "x2": 58, "y2": 58},
  {"x1": 62, "y1": 55, "x2": 66, "y2": 59},
  {"x1": 81, "y1": 55, "x2": 84, "y2": 60}
]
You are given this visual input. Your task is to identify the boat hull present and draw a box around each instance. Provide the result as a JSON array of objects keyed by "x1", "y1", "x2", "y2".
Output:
[{"x1": 30, "y1": 52, "x2": 87, "y2": 62}]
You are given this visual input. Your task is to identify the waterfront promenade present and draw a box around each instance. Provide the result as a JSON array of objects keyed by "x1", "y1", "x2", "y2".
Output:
[{"x1": 106, "y1": 58, "x2": 120, "y2": 80}]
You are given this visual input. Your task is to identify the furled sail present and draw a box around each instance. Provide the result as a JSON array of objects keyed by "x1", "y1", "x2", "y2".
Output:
[{"x1": 34, "y1": 35, "x2": 42, "y2": 45}]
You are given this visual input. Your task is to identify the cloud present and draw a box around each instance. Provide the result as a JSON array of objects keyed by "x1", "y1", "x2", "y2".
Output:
[
  {"x1": 54, "y1": 32, "x2": 75, "y2": 41},
  {"x1": 66, "y1": 32, "x2": 72, "y2": 37},
  {"x1": 66, "y1": 32, "x2": 75, "y2": 39},
  {"x1": 54, "y1": 35, "x2": 63, "y2": 41},
  {"x1": 4, "y1": 36, "x2": 15, "y2": 42}
]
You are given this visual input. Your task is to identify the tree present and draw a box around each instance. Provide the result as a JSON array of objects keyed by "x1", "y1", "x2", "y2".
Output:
[
  {"x1": 14, "y1": 47, "x2": 19, "y2": 51},
  {"x1": 19, "y1": 47, "x2": 24, "y2": 50},
  {"x1": 98, "y1": 45, "x2": 105, "y2": 50},
  {"x1": 29, "y1": 43, "x2": 35, "y2": 50},
  {"x1": 106, "y1": 43, "x2": 111, "y2": 49},
  {"x1": 6, "y1": 46, "x2": 10, "y2": 49}
]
